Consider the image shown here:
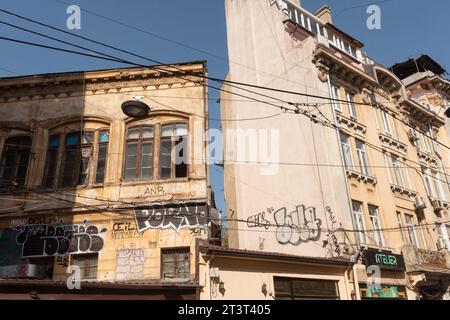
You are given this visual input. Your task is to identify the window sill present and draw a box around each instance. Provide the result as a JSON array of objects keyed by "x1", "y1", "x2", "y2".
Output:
[
  {"x1": 120, "y1": 177, "x2": 190, "y2": 187},
  {"x1": 346, "y1": 169, "x2": 377, "y2": 186},
  {"x1": 390, "y1": 184, "x2": 417, "y2": 198},
  {"x1": 379, "y1": 133, "x2": 407, "y2": 153}
]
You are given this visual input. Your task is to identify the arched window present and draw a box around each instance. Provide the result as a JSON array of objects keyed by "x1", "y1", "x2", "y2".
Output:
[
  {"x1": 123, "y1": 122, "x2": 189, "y2": 182},
  {"x1": 0, "y1": 136, "x2": 32, "y2": 186},
  {"x1": 43, "y1": 129, "x2": 110, "y2": 188}
]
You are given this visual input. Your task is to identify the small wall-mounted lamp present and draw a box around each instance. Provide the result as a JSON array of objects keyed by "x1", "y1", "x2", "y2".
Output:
[
  {"x1": 121, "y1": 97, "x2": 150, "y2": 119},
  {"x1": 261, "y1": 283, "x2": 268, "y2": 297},
  {"x1": 219, "y1": 281, "x2": 226, "y2": 296}
]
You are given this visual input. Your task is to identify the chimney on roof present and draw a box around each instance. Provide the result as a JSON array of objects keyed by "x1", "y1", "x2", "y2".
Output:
[{"x1": 314, "y1": 5, "x2": 333, "y2": 24}]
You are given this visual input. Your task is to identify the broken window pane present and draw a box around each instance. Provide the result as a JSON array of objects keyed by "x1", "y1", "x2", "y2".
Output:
[{"x1": 0, "y1": 136, "x2": 32, "y2": 187}]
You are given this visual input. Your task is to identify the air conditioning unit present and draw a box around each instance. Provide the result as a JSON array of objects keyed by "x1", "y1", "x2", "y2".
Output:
[
  {"x1": 431, "y1": 199, "x2": 445, "y2": 210},
  {"x1": 414, "y1": 196, "x2": 426, "y2": 209},
  {"x1": 436, "y1": 238, "x2": 447, "y2": 251},
  {"x1": 407, "y1": 129, "x2": 419, "y2": 142}
]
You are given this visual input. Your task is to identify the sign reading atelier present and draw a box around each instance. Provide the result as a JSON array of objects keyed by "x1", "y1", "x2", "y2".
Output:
[
  {"x1": 365, "y1": 249, "x2": 406, "y2": 272},
  {"x1": 134, "y1": 202, "x2": 208, "y2": 233}
]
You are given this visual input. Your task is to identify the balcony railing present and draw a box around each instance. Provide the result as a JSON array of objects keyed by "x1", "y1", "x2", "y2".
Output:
[{"x1": 282, "y1": 0, "x2": 360, "y2": 60}]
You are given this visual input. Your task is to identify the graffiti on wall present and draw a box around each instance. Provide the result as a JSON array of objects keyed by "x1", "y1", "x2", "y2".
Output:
[
  {"x1": 15, "y1": 219, "x2": 107, "y2": 258},
  {"x1": 115, "y1": 243, "x2": 145, "y2": 280},
  {"x1": 111, "y1": 221, "x2": 143, "y2": 239},
  {"x1": 134, "y1": 202, "x2": 208, "y2": 233},
  {"x1": 247, "y1": 204, "x2": 322, "y2": 246}
]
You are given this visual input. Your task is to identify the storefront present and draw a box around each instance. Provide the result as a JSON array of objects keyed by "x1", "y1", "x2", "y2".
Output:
[{"x1": 357, "y1": 248, "x2": 408, "y2": 300}]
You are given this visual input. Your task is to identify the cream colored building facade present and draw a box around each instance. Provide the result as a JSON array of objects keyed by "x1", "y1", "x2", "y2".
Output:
[
  {"x1": 0, "y1": 62, "x2": 215, "y2": 299},
  {"x1": 219, "y1": 0, "x2": 450, "y2": 300}
]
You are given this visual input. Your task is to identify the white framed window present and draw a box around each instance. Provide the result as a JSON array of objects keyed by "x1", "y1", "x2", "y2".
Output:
[
  {"x1": 391, "y1": 155, "x2": 404, "y2": 187},
  {"x1": 418, "y1": 218, "x2": 429, "y2": 250},
  {"x1": 352, "y1": 201, "x2": 367, "y2": 245},
  {"x1": 368, "y1": 205, "x2": 384, "y2": 247},
  {"x1": 432, "y1": 171, "x2": 446, "y2": 201},
  {"x1": 396, "y1": 212, "x2": 406, "y2": 243},
  {"x1": 384, "y1": 153, "x2": 393, "y2": 184},
  {"x1": 355, "y1": 140, "x2": 370, "y2": 176},
  {"x1": 331, "y1": 85, "x2": 342, "y2": 112},
  {"x1": 420, "y1": 132, "x2": 431, "y2": 153},
  {"x1": 421, "y1": 167, "x2": 435, "y2": 197},
  {"x1": 436, "y1": 223, "x2": 450, "y2": 250},
  {"x1": 404, "y1": 163, "x2": 414, "y2": 191},
  {"x1": 380, "y1": 110, "x2": 392, "y2": 136},
  {"x1": 339, "y1": 133, "x2": 353, "y2": 170},
  {"x1": 346, "y1": 91, "x2": 357, "y2": 120},
  {"x1": 405, "y1": 214, "x2": 419, "y2": 247}
]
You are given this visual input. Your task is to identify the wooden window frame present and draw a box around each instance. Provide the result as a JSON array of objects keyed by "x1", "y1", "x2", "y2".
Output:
[
  {"x1": 0, "y1": 135, "x2": 32, "y2": 187},
  {"x1": 43, "y1": 128, "x2": 110, "y2": 189},
  {"x1": 160, "y1": 247, "x2": 190, "y2": 280},
  {"x1": 159, "y1": 122, "x2": 189, "y2": 180},
  {"x1": 70, "y1": 253, "x2": 99, "y2": 281},
  {"x1": 123, "y1": 125, "x2": 155, "y2": 182}
]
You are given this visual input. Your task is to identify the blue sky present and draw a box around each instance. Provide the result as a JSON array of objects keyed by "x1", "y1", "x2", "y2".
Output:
[{"x1": 0, "y1": 0, "x2": 449, "y2": 216}]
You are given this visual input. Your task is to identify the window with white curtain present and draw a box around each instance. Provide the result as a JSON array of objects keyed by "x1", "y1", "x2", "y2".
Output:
[
  {"x1": 380, "y1": 110, "x2": 392, "y2": 136},
  {"x1": 384, "y1": 154, "x2": 393, "y2": 184},
  {"x1": 352, "y1": 201, "x2": 367, "y2": 245},
  {"x1": 368, "y1": 205, "x2": 384, "y2": 247},
  {"x1": 331, "y1": 85, "x2": 342, "y2": 113},
  {"x1": 396, "y1": 212, "x2": 406, "y2": 243},
  {"x1": 421, "y1": 167, "x2": 435, "y2": 197},
  {"x1": 346, "y1": 91, "x2": 357, "y2": 120},
  {"x1": 432, "y1": 171, "x2": 446, "y2": 201},
  {"x1": 391, "y1": 155, "x2": 404, "y2": 187},
  {"x1": 405, "y1": 214, "x2": 419, "y2": 247},
  {"x1": 339, "y1": 133, "x2": 353, "y2": 170},
  {"x1": 355, "y1": 140, "x2": 370, "y2": 176}
]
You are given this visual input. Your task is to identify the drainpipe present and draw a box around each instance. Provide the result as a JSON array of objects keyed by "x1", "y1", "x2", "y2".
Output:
[{"x1": 351, "y1": 249, "x2": 362, "y2": 300}]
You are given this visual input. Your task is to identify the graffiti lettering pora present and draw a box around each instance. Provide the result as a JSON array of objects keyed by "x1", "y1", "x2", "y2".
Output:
[{"x1": 16, "y1": 219, "x2": 107, "y2": 258}]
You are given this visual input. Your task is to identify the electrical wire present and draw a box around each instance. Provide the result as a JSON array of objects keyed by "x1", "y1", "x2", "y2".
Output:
[{"x1": 1, "y1": 6, "x2": 447, "y2": 153}]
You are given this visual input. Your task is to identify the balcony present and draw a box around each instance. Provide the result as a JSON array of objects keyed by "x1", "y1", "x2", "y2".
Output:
[
  {"x1": 378, "y1": 133, "x2": 407, "y2": 154},
  {"x1": 336, "y1": 113, "x2": 366, "y2": 137},
  {"x1": 401, "y1": 244, "x2": 450, "y2": 299},
  {"x1": 390, "y1": 184, "x2": 417, "y2": 198},
  {"x1": 346, "y1": 169, "x2": 377, "y2": 186},
  {"x1": 402, "y1": 244, "x2": 450, "y2": 272}
]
